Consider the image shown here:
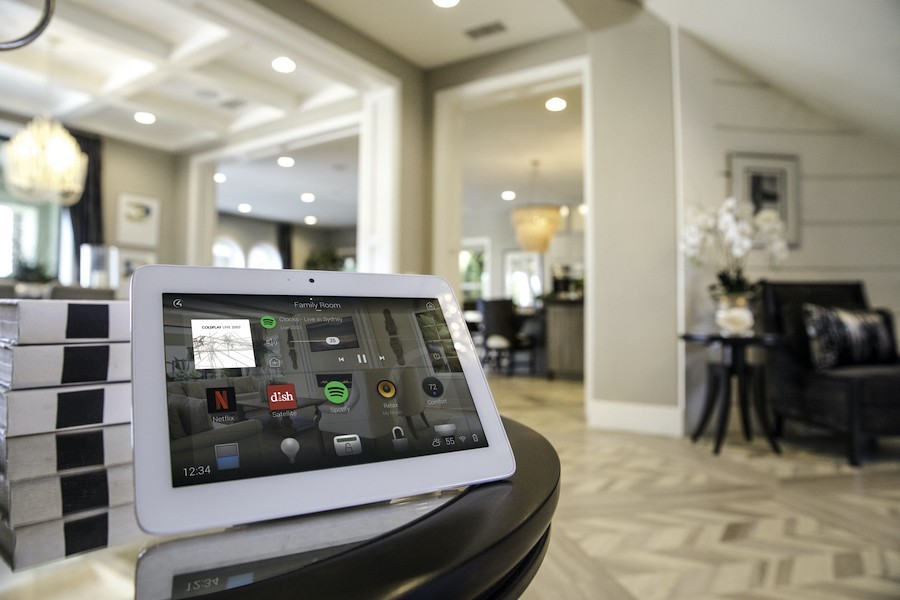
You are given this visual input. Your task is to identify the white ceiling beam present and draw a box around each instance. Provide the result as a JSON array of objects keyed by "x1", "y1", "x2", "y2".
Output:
[
  {"x1": 121, "y1": 92, "x2": 234, "y2": 132},
  {"x1": 182, "y1": 0, "x2": 394, "y2": 92},
  {"x1": 167, "y1": 33, "x2": 241, "y2": 69},
  {"x1": 60, "y1": 91, "x2": 232, "y2": 135},
  {"x1": 189, "y1": 97, "x2": 362, "y2": 157},
  {"x1": 0, "y1": 47, "x2": 107, "y2": 94},
  {"x1": 191, "y1": 63, "x2": 299, "y2": 112},
  {"x1": 53, "y1": 2, "x2": 172, "y2": 61},
  {"x1": 69, "y1": 116, "x2": 218, "y2": 153}
]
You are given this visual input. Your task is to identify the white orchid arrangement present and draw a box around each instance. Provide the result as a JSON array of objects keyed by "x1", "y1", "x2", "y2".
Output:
[{"x1": 683, "y1": 197, "x2": 790, "y2": 294}]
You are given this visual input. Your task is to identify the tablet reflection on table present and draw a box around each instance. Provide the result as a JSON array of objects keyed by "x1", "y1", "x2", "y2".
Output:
[{"x1": 134, "y1": 488, "x2": 463, "y2": 600}]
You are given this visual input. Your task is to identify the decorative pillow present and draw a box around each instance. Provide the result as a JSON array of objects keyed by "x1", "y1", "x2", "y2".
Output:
[
  {"x1": 166, "y1": 394, "x2": 212, "y2": 437},
  {"x1": 183, "y1": 377, "x2": 228, "y2": 399},
  {"x1": 230, "y1": 375, "x2": 260, "y2": 394},
  {"x1": 802, "y1": 303, "x2": 897, "y2": 369}
]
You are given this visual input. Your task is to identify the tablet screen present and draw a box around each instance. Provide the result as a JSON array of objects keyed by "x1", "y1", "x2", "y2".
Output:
[{"x1": 161, "y1": 293, "x2": 489, "y2": 488}]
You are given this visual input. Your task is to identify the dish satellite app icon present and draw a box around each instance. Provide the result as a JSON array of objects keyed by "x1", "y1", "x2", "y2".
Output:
[{"x1": 267, "y1": 384, "x2": 298, "y2": 411}]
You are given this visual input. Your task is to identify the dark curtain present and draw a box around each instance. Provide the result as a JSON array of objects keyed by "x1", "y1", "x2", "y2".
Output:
[
  {"x1": 277, "y1": 222, "x2": 293, "y2": 269},
  {"x1": 69, "y1": 131, "x2": 103, "y2": 266}
]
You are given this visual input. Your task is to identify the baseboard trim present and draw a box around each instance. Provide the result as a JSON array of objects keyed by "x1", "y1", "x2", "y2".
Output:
[{"x1": 586, "y1": 398, "x2": 683, "y2": 437}]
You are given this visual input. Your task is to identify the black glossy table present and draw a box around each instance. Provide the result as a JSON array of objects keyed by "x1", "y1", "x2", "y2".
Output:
[
  {"x1": 682, "y1": 332, "x2": 781, "y2": 456},
  {"x1": 216, "y1": 418, "x2": 560, "y2": 599},
  {"x1": 1, "y1": 418, "x2": 560, "y2": 599}
]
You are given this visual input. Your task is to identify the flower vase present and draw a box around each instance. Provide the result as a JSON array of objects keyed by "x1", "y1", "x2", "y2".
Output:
[{"x1": 713, "y1": 291, "x2": 755, "y2": 336}]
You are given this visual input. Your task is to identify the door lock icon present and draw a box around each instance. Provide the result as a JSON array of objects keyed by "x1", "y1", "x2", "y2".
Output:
[{"x1": 333, "y1": 434, "x2": 362, "y2": 456}]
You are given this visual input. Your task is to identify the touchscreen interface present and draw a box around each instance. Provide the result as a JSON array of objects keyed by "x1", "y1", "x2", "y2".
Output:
[{"x1": 161, "y1": 294, "x2": 488, "y2": 487}]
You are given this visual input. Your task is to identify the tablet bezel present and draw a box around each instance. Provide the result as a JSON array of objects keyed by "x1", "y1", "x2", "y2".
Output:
[{"x1": 131, "y1": 265, "x2": 515, "y2": 535}]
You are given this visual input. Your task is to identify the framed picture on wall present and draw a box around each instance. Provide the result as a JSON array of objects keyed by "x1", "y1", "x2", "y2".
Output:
[
  {"x1": 116, "y1": 194, "x2": 160, "y2": 248},
  {"x1": 729, "y1": 153, "x2": 800, "y2": 246}
]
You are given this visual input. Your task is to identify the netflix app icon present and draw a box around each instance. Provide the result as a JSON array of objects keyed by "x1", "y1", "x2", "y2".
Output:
[
  {"x1": 206, "y1": 387, "x2": 237, "y2": 413},
  {"x1": 267, "y1": 384, "x2": 298, "y2": 411}
]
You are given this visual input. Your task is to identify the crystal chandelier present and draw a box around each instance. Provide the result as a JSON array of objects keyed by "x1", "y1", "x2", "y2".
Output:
[
  {"x1": 1, "y1": 116, "x2": 88, "y2": 205},
  {"x1": 511, "y1": 205, "x2": 562, "y2": 253},
  {"x1": 510, "y1": 160, "x2": 561, "y2": 253}
]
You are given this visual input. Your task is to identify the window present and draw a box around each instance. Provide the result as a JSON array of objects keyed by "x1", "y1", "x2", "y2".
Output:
[
  {"x1": 459, "y1": 237, "x2": 490, "y2": 302},
  {"x1": 212, "y1": 237, "x2": 245, "y2": 268},
  {"x1": 504, "y1": 250, "x2": 542, "y2": 308},
  {"x1": 0, "y1": 194, "x2": 61, "y2": 279},
  {"x1": 0, "y1": 205, "x2": 12, "y2": 276},
  {"x1": 247, "y1": 242, "x2": 282, "y2": 269}
]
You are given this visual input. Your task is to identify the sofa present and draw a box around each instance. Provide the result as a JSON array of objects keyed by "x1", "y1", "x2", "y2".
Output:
[{"x1": 759, "y1": 280, "x2": 900, "y2": 465}]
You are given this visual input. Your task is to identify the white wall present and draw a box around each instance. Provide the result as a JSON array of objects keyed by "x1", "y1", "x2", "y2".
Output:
[{"x1": 678, "y1": 31, "x2": 900, "y2": 429}]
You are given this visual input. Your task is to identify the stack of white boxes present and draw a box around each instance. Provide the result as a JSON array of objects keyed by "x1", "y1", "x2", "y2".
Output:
[{"x1": 0, "y1": 299, "x2": 140, "y2": 569}]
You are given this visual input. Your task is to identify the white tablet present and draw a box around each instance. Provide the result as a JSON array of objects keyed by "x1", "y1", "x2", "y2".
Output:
[{"x1": 130, "y1": 265, "x2": 515, "y2": 535}]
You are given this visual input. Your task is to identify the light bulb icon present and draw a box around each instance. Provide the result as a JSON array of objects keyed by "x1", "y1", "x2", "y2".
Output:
[{"x1": 280, "y1": 437, "x2": 300, "y2": 464}]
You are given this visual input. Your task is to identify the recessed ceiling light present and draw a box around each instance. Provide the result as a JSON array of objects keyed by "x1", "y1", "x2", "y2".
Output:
[
  {"x1": 300, "y1": 192, "x2": 316, "y2": 203},
  {"x1": 271, "y1": 56, "x2": 296, "y2": 73},
  {"x1": 545, "y1": 97, "x2": 567, "y2": 112},
  {"x1": 277, "y1": 156, "x2": 295, "y2": 168},
  {"x1": 304, "y1": 215, "x2": 317, "y2": 225},
  {"x1": 237, "y1": 203, "x2": 252, "y2": 213},
  {"x1": 213, "y1": 172, "x2": 227, "y2": 183},
  {"x1": 501, "y1": 190, "x2": 516, "y2": 201},
  {"x1": 578, "y1": 203, "x2": 588, "y2": 215},
  {"x1": 433, "y1": 0, "x2": 460, "y2": 7},
  {"x1": 559, "y1": 206, "x2": 570, "y2": 217},
  {"x1": 134, "y1": 111, "x2": 156, "y2": 125}
]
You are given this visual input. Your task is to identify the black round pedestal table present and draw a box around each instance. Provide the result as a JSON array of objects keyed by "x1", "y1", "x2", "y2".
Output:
[
  {"x1": 682, "y1": 332, "x2": 782, "y2": 456},
  {"x1": 175, "y1": 418, "x2": 560, "y2": 600}
]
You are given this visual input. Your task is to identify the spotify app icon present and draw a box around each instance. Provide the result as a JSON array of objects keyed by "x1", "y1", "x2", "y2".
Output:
[{"x1": 324, "y1": 381, "x2": 349, "y2": 404}]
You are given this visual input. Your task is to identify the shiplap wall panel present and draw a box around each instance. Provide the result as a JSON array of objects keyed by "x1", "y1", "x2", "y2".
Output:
[
  {"x1": 803, "y1": 178, "x2": 900, "y2": 222},
  {"x1": 714, "y1": 84, "x2": 844, "y2": 133}
]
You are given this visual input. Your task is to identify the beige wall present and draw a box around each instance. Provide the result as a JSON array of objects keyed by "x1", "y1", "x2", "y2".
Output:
[
  {"x1": 584, "y1": 12, "x2": 681, "y2": 432},
  {"x1": 216, "y1": 213, "x2": 356, "y2": 270},
  {"x1": 101, "y1": 138, "x2": 179, "y2": 264},
  {"x1": 215, "y1": 213, "x2": 280, "y2": 259}
]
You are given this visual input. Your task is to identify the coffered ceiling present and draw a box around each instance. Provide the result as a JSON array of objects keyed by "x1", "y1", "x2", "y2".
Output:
[{"x1": 0, "y1": 0, "x2": 361, "y2": 152}]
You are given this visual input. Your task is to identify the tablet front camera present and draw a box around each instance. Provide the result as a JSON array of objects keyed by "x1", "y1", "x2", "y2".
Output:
[{"x1": 309, "y1": 277, "x2": 315, "y2": 283}]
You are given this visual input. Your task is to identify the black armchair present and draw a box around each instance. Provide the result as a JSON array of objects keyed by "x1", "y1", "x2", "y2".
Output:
[{"x1": 759, "y1": 280, "x2": 900, "y2": 465}]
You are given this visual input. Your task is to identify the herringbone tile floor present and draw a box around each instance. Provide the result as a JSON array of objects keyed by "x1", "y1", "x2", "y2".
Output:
[{"x1": 489, "y1": 376, "x2": 900, "y2": 600}]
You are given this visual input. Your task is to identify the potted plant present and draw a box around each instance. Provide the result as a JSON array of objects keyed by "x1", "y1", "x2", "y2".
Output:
[
  {"x1": 304, "y1": 247, "x2": 343, "y2": 271},
  {"x1": 682, "y1": 197, "x2": 789, "y2": 334},
  {"x1": 12, "y1": 259, "x2": 55, "y2": 298}
]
